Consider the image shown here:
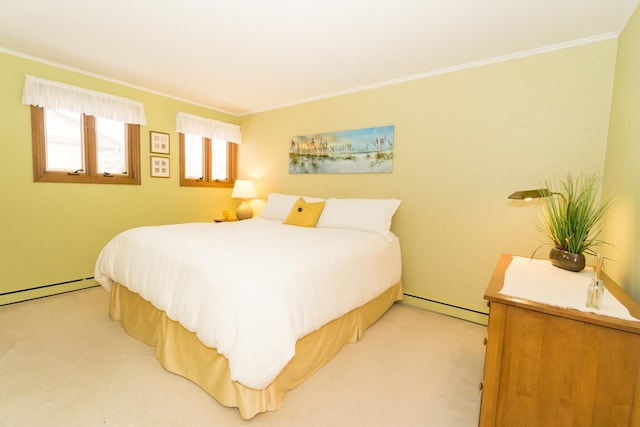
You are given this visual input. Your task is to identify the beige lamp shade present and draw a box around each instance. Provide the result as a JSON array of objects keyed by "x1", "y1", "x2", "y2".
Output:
[
  {"x1": 231, "y1": 180, "x2": 257, "y2": 199},
  {"x1": 231, "y1": 180, "x2": 257, "y2": 220}
]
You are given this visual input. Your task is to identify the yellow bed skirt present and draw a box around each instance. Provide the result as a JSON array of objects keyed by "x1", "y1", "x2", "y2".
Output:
[{"x1": 109, "y1": 281, "x2": 403, "y2": 419}]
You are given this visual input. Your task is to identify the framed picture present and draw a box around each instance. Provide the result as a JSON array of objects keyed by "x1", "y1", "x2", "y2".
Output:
[
  {"x1": 150, "y1": 156, "x2": 170, "y2": 178},
  {"x1": 289, "y1": 125, "x2": 394, "y2": 174},
  {"x1": 150, "y1": 131, "x2": 170, "y2": 154}
]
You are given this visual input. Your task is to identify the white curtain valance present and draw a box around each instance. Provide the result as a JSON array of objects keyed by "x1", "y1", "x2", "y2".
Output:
[
  {"x1": 176, "y1": 112, "x2": 242, "y2": 144},
  {"x1": 21, "y1": 75, "x2": 147, "y2": 125}
]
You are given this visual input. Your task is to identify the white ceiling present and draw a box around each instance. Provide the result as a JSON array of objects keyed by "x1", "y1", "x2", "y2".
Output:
[{"x1": 1, "y1": 0, "x2": 638, "y2": 116}]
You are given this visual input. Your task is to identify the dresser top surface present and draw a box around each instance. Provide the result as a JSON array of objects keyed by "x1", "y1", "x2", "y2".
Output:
[{"x1": 485, "y1": 254, "x2": 640, "y2": 334}]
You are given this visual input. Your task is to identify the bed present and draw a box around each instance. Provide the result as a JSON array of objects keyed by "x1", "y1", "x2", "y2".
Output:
[{"x1": 94, "y1": 194, "x2": 402, "y2": 419}]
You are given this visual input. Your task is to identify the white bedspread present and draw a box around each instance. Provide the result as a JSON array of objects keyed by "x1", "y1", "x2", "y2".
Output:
[{"x1": 94, "y1": 218, "x2": 402, "y2": 389}]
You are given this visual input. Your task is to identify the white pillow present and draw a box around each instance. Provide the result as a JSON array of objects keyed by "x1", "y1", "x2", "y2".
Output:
[
  {"x1": 260, "y1": 193, "x2": 325, "y2": 221},
  {"x1": 316, "y1": 198, "x2": 401, "y2": 240}
]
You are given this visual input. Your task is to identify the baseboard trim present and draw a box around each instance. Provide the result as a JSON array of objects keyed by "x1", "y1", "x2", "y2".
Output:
[
  {"x1": 0, "y1": 278, "x2": 98, "y2": 306},
  {"x1": 401, "y1": 293, "x2": 489, "y2": 325},
  {"x1": 1, "y1": 282, "x2": 491, "y2": 326}
]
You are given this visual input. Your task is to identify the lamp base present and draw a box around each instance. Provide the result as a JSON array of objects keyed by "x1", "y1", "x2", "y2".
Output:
[{"x1": 236, "y1": 200, "x2": 253, "y2": 220}]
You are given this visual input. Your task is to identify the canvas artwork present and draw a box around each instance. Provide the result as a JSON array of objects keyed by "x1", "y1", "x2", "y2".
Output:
[{"x1": 289, "y1": 125, "x2": 394, "y2": 174}]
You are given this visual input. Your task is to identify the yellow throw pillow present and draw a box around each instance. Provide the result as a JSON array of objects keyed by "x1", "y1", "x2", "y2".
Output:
[{"x1": 283, "y1": 197, "x2": 326, "y2": 227}]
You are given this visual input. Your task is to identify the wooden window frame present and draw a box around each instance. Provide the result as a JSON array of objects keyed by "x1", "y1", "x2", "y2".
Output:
[
  {"x1": 179, "y1": 133, "x2": 237, "y2": 188},
  {"x1": 31, "y1": 106, "x2": 141, "y2": 185}
]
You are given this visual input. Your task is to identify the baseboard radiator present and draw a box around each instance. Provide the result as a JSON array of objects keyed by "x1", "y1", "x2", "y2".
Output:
[
  {"x1": 402, "y1": 292, "x2": 489, "y2": 325},
  {"x1": 1, "y1": 282, "x2": 489, "y2": 324},
  {"x1": 0, "y1": 277, "x2": 98, "y2": 306}
]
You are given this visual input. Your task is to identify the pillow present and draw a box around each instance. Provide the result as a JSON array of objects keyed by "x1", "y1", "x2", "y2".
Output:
[
  {"x1": 283, "y1": 197, "x2": 326, "y2": 227},
  {"x1": 260, "y1": 193, "x2": 325, "y2": 221},
  {"x1": 260, "y1": 193, "x2": 300, "y2": 221},
  {"x1": 316, "y1": 198, "x2": 401, "y2": 240}
]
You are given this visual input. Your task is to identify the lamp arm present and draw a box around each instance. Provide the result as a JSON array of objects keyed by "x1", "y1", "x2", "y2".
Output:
[{"x1": 550, "y1": 191, "x2": 566, "y2": 201}]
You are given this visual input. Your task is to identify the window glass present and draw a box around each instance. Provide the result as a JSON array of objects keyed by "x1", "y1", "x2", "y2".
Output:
[
  {"x1": 211, "y1": 140, "x2": 228, "y2": 180},
  {"x1": 96, "y1": 117, "x2": 127, "y2": 174},
  {"x1": 44, "y1": 109, "x2": 83, "y2": 172},
  {"x1": 184, "y1": 133, "x2": 204, "y2": 179}
]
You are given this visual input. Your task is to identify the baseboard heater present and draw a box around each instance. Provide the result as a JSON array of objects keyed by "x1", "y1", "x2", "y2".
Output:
[
  {"x1": 402, "y1": 292, "x2": 489, "y2": 324},
  {"x1": 0, "y1": 277, "x2": 98, "y2": 306}
]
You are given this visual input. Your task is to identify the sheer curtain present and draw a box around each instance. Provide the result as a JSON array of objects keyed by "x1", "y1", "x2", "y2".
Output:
[
  {"x1": 21, "y1": 75, "x2": 147, "y2": 125},
  {"x1": 176, "y1": 112, "x2": 242, "y2": 144}
]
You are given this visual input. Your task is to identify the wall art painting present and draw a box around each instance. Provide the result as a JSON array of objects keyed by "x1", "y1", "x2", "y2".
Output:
[
  {"x1": 150, "y1": 131, "x2": 170, "y2": 154},
  {"x1": 289, "y1": 125, "x2": 394, "y2": 174},
  {"x1": 150, "y1": 156, "x2": 170, "y2": 178}
]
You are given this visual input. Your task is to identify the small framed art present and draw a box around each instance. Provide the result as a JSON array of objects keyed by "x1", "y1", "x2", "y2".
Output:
[
  {"x1": 150, "y1": 156, "x2": 170, "y2": 178},
  {"x1": 150, "y1": 131, "x2": 170, "y2": 154}
]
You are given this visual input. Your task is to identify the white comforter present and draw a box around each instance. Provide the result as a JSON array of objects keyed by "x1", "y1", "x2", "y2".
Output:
[{"x1": 94, "y1": 218, "x2": 402, "y2": 389}]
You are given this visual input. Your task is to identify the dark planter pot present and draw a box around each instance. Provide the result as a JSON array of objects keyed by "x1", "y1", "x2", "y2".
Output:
[{"x1": 549, "y1": 247, "x2": 586, "y2": 272}]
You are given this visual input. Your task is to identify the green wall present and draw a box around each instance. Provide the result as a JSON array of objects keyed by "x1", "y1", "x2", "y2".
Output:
[
  {"x1": 239, "y1": 40, "x2": 618, "y2": 322},
  {"x1": 0, "y1": 51, "x2": 239, "y2": 304},
  {"x1": 602, "y1": 5, "x2": 640, "y2": 301},
  {"x1": 3, "y1": 30, "x2": 635, "y2": 318}
]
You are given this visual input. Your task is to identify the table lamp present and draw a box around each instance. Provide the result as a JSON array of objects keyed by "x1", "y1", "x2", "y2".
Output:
[{"x1": 231, "y1": 180, "x2": 258, "y2": 220}]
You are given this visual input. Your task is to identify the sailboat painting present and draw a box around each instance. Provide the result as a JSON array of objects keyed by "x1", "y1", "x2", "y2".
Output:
[{"x1": 288, "y1": 125, "x2": 394, "y2": 174}]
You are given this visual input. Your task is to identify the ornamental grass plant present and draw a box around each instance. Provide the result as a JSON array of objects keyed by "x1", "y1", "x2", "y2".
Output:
[{"x1": 538, "y1": 173, "x2": 612, "y2": 255}]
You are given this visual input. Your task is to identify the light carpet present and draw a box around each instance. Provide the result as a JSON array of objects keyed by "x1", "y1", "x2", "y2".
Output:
[{"x1": 0, "y1": 287, "x2": 486, "y2": 426}]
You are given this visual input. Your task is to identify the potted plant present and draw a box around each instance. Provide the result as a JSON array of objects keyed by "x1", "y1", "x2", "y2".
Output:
[{"x1": 538, "y1": 173, "x2": 613, "y2": 272}]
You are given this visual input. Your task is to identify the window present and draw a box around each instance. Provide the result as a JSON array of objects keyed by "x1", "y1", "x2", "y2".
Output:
[
  {"x1": 175, "y1": 112, "x2": 242, "y2": 188},
  {"x1": 179, "y1": 133, "x2": 237, "y2": 187},
  {"x1": 31, "y1": 106, "x2": 141, "y2": 184},
  {"x1": 22, "y1": 75, "x2": 146, "y2": 185}
]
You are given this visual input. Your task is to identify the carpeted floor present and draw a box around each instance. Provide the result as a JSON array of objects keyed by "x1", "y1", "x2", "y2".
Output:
[{"x1": 0, "y1": 287, "x2": 486, "y2": 426}]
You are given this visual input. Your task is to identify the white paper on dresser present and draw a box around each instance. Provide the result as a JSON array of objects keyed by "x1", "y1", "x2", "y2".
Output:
[{"x1": 500, "y1": 256, "x2": 639, "y2": 322}]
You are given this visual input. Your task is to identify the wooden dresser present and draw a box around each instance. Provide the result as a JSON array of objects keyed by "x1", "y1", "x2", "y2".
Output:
[{"x1": 479, "y1": 254, "x2": 640, "y2": 426}]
